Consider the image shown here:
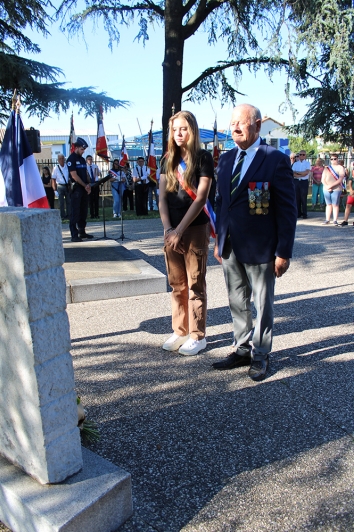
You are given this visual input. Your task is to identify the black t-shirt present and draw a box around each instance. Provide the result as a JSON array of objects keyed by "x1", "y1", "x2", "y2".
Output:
[
  {"x1": 161, "y1": 149, "x2": 215, "y2": 227},
  {"x1": 66, "y1": 152, "x2": 88, "y2": 186}
]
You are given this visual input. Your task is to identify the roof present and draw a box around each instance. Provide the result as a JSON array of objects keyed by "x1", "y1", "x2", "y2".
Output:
[{"x1": 261, "y1": 116, "x2": 285, "y2": 127}]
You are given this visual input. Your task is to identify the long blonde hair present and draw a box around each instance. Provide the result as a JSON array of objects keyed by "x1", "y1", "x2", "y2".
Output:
[{"x1": 164, "y1": 111, "x2": 201, "y2": 192}]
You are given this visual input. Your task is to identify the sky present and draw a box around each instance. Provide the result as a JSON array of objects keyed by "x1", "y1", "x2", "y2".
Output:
[{"x1": 21, "y1": 13, "x2": 312, "y2": 140}]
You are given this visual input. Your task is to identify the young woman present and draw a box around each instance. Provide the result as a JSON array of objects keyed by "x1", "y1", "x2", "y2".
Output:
[
  {"x1": 321, "y1": 154, "x2": 346, "y2": 225},
  {"x1": 159, "y1": 111, "x2": 215, "y2": 356},
  {"x1": 41, "y1": 166, "x2": 55, "y2": 209},
  {"x1": 110, "y1": 159, "x2": 125, "y2": 218}
]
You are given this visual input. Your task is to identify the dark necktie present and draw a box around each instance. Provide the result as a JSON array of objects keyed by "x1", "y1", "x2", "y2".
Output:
[
  {"x1": 230, "y1": 150, "x2": 247, "y2": 198},
  {"x1": 90, "y1": 166, "x2": 94, "y2": 183}
]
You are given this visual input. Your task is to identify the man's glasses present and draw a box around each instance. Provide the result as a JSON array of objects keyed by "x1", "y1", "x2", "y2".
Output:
[{"x1": 330, "y1": 157, "x2": 338, "y2": 161}]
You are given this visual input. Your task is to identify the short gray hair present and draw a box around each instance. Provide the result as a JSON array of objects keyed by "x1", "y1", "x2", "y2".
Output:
[{"x1": 234, "y1": 103, "x2": 262, "y2": 122}]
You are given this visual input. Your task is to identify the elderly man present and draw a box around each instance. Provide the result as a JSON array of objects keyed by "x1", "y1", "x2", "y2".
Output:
[
  {"x1": 292, "y1": 150, "x2": 311, "y2": 218},
  {"x1": 52, "y1": 153, "x2": 71, "y2": 219},
  {"x1": 212, "y1": 104, "x2": 297, "y2": 381}
]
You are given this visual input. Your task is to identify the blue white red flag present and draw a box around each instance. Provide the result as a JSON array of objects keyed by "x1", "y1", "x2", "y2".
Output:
[
  {"x1": 147, "y1": 130, "x2": 157, "y2": 184},
  {"x1": 96, "y1": 106, "x2": 109, "y2": 161},
  {"x1": 119, "y1": 136, "x2": 128, "y2": 167},
  {"x1": 213, "y1": 119, "x2": 219, "y2": 169},
  {"x1": 69, "y1": 113, "x2": 76, "y2": 154},
  {"x1": 0, "y1": 110, "x2": 48, "y2": 208}
]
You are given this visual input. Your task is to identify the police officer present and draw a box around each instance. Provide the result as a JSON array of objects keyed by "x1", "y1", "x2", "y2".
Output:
[{"x1": 67, "y1": 137, "x2": 94, "y2": 242}]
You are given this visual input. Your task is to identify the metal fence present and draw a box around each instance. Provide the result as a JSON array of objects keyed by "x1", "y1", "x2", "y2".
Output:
[{"x1": 37, "y1": 158, "x2": 144, "y2": 196}]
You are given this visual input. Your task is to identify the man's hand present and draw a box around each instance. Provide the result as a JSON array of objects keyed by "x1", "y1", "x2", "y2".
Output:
[
  {"x1": 85, "y1": 184, "x2": 91, "y2": 195},
  {"x1": 213, "y1": 245, "x2": 222, "y2": 264},
  {"x1": 274, "y1": 257, "x2": 290, "y2": 278}
]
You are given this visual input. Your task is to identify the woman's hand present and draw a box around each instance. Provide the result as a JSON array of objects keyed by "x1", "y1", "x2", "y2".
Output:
[{"x1": 164, "y1": 229, "x2": 184, "y2": 253}]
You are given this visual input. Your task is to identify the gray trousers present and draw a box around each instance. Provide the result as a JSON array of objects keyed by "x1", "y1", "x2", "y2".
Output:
[
  {"x1": 222, "y1": 249, "x2": 275, "y2": 360},
  {"x1": 57, "y1": 184, "x2": 71, "y2": 219}
]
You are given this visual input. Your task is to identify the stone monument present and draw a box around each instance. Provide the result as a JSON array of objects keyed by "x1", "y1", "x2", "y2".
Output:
[{"x1": 0, "y1": 208, "x2": 132, "y2": 531}]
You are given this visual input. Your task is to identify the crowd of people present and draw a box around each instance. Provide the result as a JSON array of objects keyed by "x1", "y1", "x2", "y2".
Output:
[
  {"x1": 38, "y1": 143, "x2": 161, "y2": 241},
  {"x1": 290, "y1": 150, "x2": 352, "y2": 226}
]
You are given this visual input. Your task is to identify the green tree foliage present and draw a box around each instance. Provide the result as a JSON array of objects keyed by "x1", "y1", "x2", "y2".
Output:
[
  {"x1": 0, "y1": 0, "x2": 127, "y2": 123},
  {"x1": 287, "y1": 76, "x2": 354, "y2": 148},
  {"x1": 57, "y1": 0, "x2": 354, "y2": 142},
  {"x1": 286, "y1": 0, "x2": 354, "y2": 147},
  {"x1": 288, "y1": 136, "x2": 318, "y2": 157}
]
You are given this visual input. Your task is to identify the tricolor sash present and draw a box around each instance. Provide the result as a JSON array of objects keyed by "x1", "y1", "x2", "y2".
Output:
[
  {"x1": 327, "y1": 165, "x2": 345, "y2": 189},
  {"x1": 176, "y1": 159, "x2": 216, "y2": 238}
]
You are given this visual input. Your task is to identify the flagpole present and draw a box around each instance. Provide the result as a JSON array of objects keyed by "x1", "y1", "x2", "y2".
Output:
[
  {"x1": 11, "y1": 90, "x2": 17, "y2": 112},
  {"x1": 136, "y1": 118, "x2": 147, "y2": 158}
]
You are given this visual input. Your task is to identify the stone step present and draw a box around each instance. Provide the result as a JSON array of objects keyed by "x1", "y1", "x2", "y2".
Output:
[
  {"x1": 0, "y1": 447, "x2": 133, "y2": 532},
  {"x1": 63, "y1": 240, "x2": 166, "y2": 304}
]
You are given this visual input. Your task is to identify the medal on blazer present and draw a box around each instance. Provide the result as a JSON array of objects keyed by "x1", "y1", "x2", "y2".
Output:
[
  {"x1": 262, "y1": 182, "x2": 270, "y2": 214},
  {"x1": 248, "y1": 182, "x2": 270, "y2": 214},
  {"x1": 248, "y1": 182, "x2": 256, "y2": 214}
]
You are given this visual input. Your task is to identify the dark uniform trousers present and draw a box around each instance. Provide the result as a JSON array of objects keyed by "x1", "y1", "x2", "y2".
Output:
[{"x1": 70, "y1": 185, "x2": 89, "y2": 238}]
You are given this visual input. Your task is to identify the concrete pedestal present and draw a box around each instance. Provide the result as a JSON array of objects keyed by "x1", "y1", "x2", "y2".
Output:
[
  {"x1": 0, "y1": 447, "x2": 133, "y2": 532},
  {"x1": 0, "y1": 208, "x2": 82, "y2": 484}
]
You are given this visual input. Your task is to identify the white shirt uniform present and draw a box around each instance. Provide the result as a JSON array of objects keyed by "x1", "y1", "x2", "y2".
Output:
[
  {"x1": 87, "y1": 163, "x2": 101, "y2": 183},
  {"x1": 132, "y1": 164, "x2": 150, "y2": 183},
  {"x1": 292, "y1": 160, "x2": 311, "y2": 180},
  {"x1": 52, "y1": 163, "x2": 69, "y2": 185}
]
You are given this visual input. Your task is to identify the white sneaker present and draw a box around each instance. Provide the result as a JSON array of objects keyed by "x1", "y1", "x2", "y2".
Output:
[
  {"x1": 162, "y1": 333, "x2": 189, "y2": 351},
  {"x1": 179, "y1": 337, "x2": 207, "y2": 356},
  {"x1": 113, "y1": 213, "x2": 118, "y2": 218}
]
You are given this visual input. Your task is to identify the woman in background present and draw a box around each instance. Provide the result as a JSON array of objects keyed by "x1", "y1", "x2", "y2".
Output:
[
  {"x1": 321, "y1": 154, "x2": 346, "y2": 225},
  {"x1": 42, "y1": 166, "x2": 55, "y2": 209},
  {"x1": 311, "y1": 157, "x2": 325, "y2": 209}
]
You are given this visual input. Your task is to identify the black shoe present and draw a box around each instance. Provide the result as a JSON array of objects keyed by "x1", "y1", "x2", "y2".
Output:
[
  {"x1": 248, "y1": 357, "x2": 269, "y2": 381},
  {"x1": 71, "y1": 236, "x2": 82, "y2": 242},
  {"x1": 78, "y1": 233, "x2": 94, "y2": 239},
  {"x1": 339, "y1": 221, "x2": 348, "y2": 227},
  {"x1": 212, "y1": 351, "x2": 251, "y2": 370}
]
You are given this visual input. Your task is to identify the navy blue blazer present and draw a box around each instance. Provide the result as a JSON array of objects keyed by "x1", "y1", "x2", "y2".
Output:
[{"x1": 215, "y1": 141, "x2": 297, "y2": 264}]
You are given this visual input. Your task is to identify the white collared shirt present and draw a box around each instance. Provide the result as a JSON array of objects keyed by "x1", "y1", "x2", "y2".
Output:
[
  {"x1": 52, "y1": 163, "x2": 69, "y2": 185},
  {"x1": 292, "y1": 159, "x2": 311, "y2": 180},
  {"x1": 132, "y1": 164, "x2": 150, "y2": 182},
  {"x1": 232, "y1": 137, "x2": 261, "y2": 185}
]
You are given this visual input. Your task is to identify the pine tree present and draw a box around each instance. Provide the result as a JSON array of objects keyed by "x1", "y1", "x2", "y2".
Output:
[{"x1": 0, "y1": 0, "x2": 126, "y2": 122}]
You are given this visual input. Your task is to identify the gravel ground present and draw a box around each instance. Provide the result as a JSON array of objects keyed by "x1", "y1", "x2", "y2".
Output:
[{"x1": 2, "y1": 214, "x2": 354, "y2": 531}]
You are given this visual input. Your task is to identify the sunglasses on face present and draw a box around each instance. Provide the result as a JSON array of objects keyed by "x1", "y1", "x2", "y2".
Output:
[{"x1": 330, "y1": 158, "x2": 338, "y2": 161}]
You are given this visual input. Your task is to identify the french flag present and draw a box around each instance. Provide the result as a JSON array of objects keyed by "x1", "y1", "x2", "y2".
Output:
[
  {"x1": 96, "y1": 105, "x2": 109, "y2": 161},
  {"x1": 147, "y1": 130, "x2": 157, "y2": 184},
  {"x1": 119, "y1": 136, "x2": 128, "y2": 167},
  {"x1": 0, "y1": 111, "x2": 48, "y2": 208},
  {"x1": 69, "y1": 113, "x2": 76, "y2": 154}
]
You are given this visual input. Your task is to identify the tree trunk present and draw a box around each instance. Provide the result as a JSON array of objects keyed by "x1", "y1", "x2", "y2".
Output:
[{"x1": 162, "y1": 0, "x2": 184, "y2": 153}]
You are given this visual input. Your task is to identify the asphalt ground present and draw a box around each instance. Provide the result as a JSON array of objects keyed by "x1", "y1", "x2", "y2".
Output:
[{"x1": 2, "y1": 212, "x2": 354, "y2": 531}]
